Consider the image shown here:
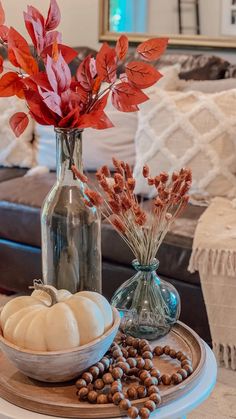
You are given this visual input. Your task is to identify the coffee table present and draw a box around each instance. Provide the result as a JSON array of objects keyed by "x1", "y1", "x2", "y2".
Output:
[{"x1": 0, "y1": 341, "x2": 216, "y2": 419}]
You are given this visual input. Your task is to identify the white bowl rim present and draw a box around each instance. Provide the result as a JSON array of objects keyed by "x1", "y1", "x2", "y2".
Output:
[{"x1": 0, "y1": 306, "x2": 120, "y2": 356}]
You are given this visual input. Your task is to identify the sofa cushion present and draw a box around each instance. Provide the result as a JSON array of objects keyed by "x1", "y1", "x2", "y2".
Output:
[
  {"x1": 118, "y1": 52, "x2": 229, "y2": 80},
  {"x1": 0, "y1": 173, "x2": 55, "y2": 247},
  {"x1": 0, "y1": 172, "x2": 205, "y2": 286},
  {"x1": 0, "y1": 167, "x2": 27, "y2": 183}
]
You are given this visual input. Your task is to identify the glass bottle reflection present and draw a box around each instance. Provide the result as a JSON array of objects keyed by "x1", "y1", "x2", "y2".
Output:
[{"x1": 41, "y1": 128, "x2": 101, "y2": 293}]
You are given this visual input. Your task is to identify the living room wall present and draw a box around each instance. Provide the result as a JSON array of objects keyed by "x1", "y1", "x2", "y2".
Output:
[
  {"x1": 3, "y1": 0, "x2": 236, "y2": 62},
  {"x1": 2, "y1": 0, "x2": 100, "y2": 49}
]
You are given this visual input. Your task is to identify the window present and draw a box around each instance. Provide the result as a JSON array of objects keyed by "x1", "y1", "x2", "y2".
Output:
[{"x1": 109, "y1": 0, "x2": 147, "y2": 33}]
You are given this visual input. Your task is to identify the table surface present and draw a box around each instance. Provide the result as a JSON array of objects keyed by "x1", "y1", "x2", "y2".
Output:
[{"x1": 0, "y1": 342, "x2": 217, "y2": 419}]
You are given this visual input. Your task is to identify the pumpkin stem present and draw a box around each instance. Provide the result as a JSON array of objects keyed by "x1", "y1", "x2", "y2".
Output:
[{"x1": 29, "y1": 280, "x2": 58, "y2": 306}]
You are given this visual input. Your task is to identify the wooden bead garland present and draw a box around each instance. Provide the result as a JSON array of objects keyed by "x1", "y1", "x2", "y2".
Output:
[{"x1": 75, "y1": 334, "x2": 194, "y2": 418}]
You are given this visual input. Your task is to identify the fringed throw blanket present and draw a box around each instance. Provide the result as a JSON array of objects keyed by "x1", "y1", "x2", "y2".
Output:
[{"x1": 189, "y1": 197, "x2": 236, "y2": 370}]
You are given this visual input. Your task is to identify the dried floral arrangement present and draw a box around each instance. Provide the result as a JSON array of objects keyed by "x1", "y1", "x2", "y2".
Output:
[
  {"x1": 0, "y1": 0, "x2": 168, "y2": 137},
  {"x1": 72, "y1": 160, "x2": 192, "y2": 265}
]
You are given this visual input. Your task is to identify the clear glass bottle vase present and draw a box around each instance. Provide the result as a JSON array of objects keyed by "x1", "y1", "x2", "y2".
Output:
[
  {"x1": 111, "y1": 258, "x2": 180, "y2": 340},
  {"x1": 41, "y1": 128, "x2": 101, "y2": 294}
]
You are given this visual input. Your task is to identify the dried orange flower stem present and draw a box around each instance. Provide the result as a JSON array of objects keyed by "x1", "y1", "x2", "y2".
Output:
[{"x1": 73, "y1": 159, "x2": 192, "y2": 265}]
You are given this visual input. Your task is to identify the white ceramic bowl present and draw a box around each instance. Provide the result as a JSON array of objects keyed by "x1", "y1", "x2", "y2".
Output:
[{"x1": 0, "y1": 307, "x2": 120, "y2": 383}]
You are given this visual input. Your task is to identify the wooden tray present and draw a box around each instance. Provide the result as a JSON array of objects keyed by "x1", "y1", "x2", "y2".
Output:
[{"x1": 0, "y1": 322, "x2": 206, "y2": 418}]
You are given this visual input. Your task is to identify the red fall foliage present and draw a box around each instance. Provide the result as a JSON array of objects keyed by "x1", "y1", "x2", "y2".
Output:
[{"x1": 0, "y1": 0, "x2": 168, "y2": 137}]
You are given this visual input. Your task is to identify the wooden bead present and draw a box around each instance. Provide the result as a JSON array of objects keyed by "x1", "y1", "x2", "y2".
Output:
[
  {"x1": 136, "y1": 357, "x2": 145, "y2": 369},
  {"x1": 97, "y1": 394, "x2": 108, "y2": 404},
  {"x1": 172, "y1": 373, "x2": 183, "y2": 384},
  {"x1": 183, "y1": 364, "x2": 193, "y2": 375},
  {"x1": 154, "y1": 346, "x2": 164, "y2": 356},
  {"x1": 180, "y1": 354, "x2": 189, "y2": 362},
  {"x1": 119, "y1": 333, "x2": 127, "y2": 341},
  {"x1": 177, "y1": 368, "x2": 188, "y2": 379},
  {"x1": 112, "y1": 379, "x2": 122, "y2": 386},
  {"x1": 163, "y1": 345, "x2": 171, "y2": 355},
  {"x1": 142, "y1": 344, "x2": 152, "y2": 353},
  {"x1": 101, "y1": 357, "x2": 110, "y2": 370},
  {"x1": 87, "y1": 391, "x2": 98, "y2": 403},
  {"x1": 94, "y1": 378, "x2": 104, "y2": 390},
  {"x1": 181, "y1": 359, "x2": 192, "y2": 367},
  {"x1": 139, "y1": 407, "x2": 151, "y2": 418},
  {"x1": 89, "y1": 366, "x2": 100, "y2": 379},
  {"x1": 142, "y1": 351, "x2": 153, "y2": 360},
  {"x1": 112, "y1": 367, "x2": 123, "y2": 380},
  {"x1": 169, "y1": 349, "x2": 176, "y2": 358},
  {"x1": 75, "y1": 378, "x2": 87, "y2": 389},
  {"x1": 103, "y1": 372, "x2": 114, "y2": 384},
  {"x1": 127, "y1": 357, "x2": 137, "y2": 368},
  {"x1": 112, "y1": 349, "x2": 122, "y2": 359},
  {"x1": 137, "y1": 385, "x2": 147, "y2": 398},
  {"x1": 139, "y1": 339, "x2": 149, "y2": 349},
  {"x1": 150, "y1": 368, "x2": 161, "y2": 379},
  {"x1": 144, "y1": 400, "x2": 156, "y2": 412},
  {"x1": 107, "y1": 393, "x2": 113, "y2": 403},
  {"x1": 78, "y1": 387, "x2": 89, "y2": 400},
  {"x1": 128, "y1": 367, "x2": 139, "y2": 376},
  {"x1": 149, "y1": 392, "x2": 161, "y2": 406},
  {"x1": 113, "y1": 391, "x2": 125, "y2": 405},
  {"x1": 119, "y1": 398, "x2": 131, "y2": 410},
  {"x1": 111, "y1": 342, "x2": 119, "y2": 349},
  {"x1": 126, "y1": 336, "x2": 135, "y2": 346},
  {"x1": 87, "y1": 383, "x2": 94, "y2": 392},
  {"x1": 116, "y1": 362, "x2": 130, "y2": 374},
  {"x1": 161, "y1": 374, "x2": 171, "y2": 385},
  {"x1": 128, "y1": 347, "x2": 137, "y2": 357},
  {"x1": 176, "y1": 351, "x2": 183, "y2": 360},
  {"x1": 121, "y1": 348, "x2": 129, "y2": 358},
  {"x1": 144, "y1": 359, "x2": 153, "y2": 370},
  {"x1": 111, "y1": 383, "x2": 122, "y2": 395},
  {"x1": 127, "y1": 406, "x2": 139, "y2": 418},
  {"x1": 117, "y1": 356, "x2": 126, "y2": 363},
  {"x1": 140, "y1": 370, "x2": 150, "y2": 381},
  {"x1": 148, "y1": 385, "x2": 159, "y2": 396},
  {"x1": 96, "y1": 362, "x2": 105, "y2": 374},
  {"x1": 127, "y1": 386, "x2": 138, "y2": 400},
  {"x1": 144, "y1": 377, "x2": 158, "y2": 387},
  {"x1": 132, "y1": 338, "x2": 140, "y2": 349},
  {"x1": 82, "y1": 372, "x2": 93, "y2": 384}
]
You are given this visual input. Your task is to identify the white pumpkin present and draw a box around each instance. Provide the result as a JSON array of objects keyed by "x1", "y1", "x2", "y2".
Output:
[
  {"x1": 79, "y1": 291, "x2": 113, "y2": 332},
  {"x1": 0, "y1": 284, "x2": 113, "y2": 352}
]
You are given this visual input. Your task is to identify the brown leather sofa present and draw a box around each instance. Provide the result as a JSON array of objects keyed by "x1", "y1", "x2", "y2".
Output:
[{"x1": 1, "y1": 48, "x2": 231, "y2": 345}]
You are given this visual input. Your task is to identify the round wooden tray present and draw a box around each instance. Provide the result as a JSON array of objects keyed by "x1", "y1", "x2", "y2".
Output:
[{"x1": 0, "y1": 322, "x2": 206, "y2": 418}]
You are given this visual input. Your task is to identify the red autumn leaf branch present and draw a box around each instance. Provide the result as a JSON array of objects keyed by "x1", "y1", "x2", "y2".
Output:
[{"x1": 0, "y1": 1, "x2": 169, "y2": 136}]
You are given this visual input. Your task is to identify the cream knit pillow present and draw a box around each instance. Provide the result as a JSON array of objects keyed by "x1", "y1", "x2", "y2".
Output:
[{"x1": 134, "y1": 88, "x2": 236, "y2": 198}]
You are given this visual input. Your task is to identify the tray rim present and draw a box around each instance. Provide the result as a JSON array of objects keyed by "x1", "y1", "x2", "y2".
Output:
[{"x1": 0, "y1": 321, "x2": 206, "y2": 418}]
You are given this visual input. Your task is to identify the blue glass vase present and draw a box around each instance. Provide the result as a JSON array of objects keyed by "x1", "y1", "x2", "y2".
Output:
[{"x1": 111, "y1": 258, "x2": 180, "y2": 340}]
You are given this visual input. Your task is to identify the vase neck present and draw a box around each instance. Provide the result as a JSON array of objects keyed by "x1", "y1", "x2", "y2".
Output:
[
  {"x1": 132, "y1": 258, "x2": 159, "y2": 272},
  {"x1": 55, "y1": 128, "x2": 83, "y2": 185}
]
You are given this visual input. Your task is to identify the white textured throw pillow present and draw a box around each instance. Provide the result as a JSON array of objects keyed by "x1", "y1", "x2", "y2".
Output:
[
  {"x1": 0, "y1": 97, "x2": 35, "y2": 168},
  {"x1": 36, "y1": 107, "x2": 137, "y2": 171},
  {"x1": 134, "y1": 88, "x2": 236, "y2": 198}
]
